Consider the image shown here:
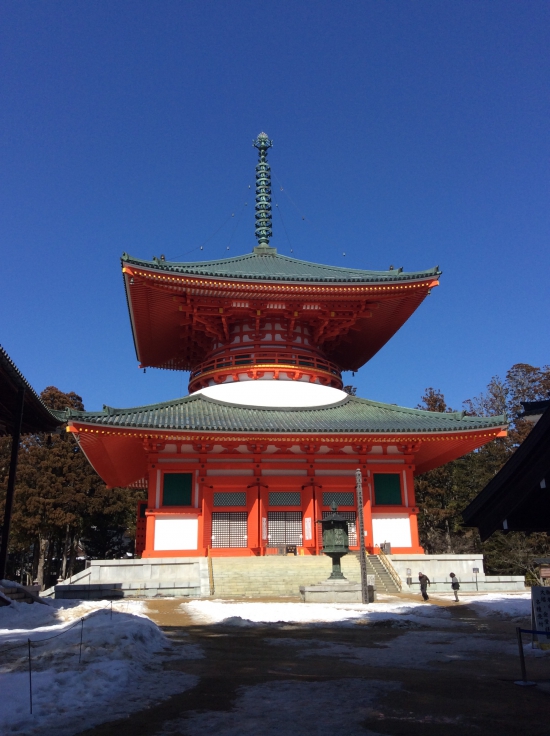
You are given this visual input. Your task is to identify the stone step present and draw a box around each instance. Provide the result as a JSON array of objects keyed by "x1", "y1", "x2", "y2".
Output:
[
  {"x1": 208, "y1": 553, "x2": 402, "y2": 598},
  {"x1": 210, "y1": 555, "x2": 366, "y2": 597},
  {"x1": 0, "y1": 585, "x2": 36, "y2": 604}
]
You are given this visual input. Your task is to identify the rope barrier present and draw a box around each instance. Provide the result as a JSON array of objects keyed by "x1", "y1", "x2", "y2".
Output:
[
  {"x1": 1, "y1": 597, "x2": 132, "y2": 715},
  {"x1": 0, "y1": 598, "x2": 123, "y2": 653},
  {"x1": 514, "y1": 626, "x2": 549, "y2": 687}
]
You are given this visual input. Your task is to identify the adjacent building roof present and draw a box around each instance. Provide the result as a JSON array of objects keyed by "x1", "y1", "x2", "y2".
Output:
[
  {"x1": 121, "y1": 248, "x2": 441, "y2": 284},
  {"x1": 462, "y1": 403, "x2": 550, "y2": 539},
  {"x1": 520, "y1": 399, "x2": 550, "y2": 423},
  {"x1": 0, "y1": 345, "x2": 63, "y2": 436}
]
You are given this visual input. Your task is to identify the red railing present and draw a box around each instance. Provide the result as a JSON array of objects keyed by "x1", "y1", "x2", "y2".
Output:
[{"x1": 189, "y1": 349, "x2": 342, "y2": 383}]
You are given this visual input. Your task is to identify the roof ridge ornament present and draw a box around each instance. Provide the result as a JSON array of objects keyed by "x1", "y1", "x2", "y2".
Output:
[{"x1": 252, "y1": 132, "x2": 274, "y2": 250}]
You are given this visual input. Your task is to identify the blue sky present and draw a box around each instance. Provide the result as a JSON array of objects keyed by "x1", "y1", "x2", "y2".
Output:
[{"x1": 1, "y1": 1, "x2": 548, "y2": 413}]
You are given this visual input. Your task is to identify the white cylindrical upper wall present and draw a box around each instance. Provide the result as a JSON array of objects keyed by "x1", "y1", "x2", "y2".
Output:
[{"x1": 194, "y1": 381, "x2": 348, "y2": 407}]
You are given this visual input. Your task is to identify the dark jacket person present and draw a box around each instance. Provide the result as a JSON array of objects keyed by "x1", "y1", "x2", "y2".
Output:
[{"x1": 418, "y1": 572, "x2": 430, "y2": 601}]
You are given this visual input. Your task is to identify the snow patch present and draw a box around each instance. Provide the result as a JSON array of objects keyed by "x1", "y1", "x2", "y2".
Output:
[
  {"x1": 458, "y1": 593, "x2": 531, "y2": 620},
  {"x1": 183, "y1": 599, "x2": 453, "y2": 627},
  {"x1": 0, "y1": 598, "x2": 200, "y2": 735}
]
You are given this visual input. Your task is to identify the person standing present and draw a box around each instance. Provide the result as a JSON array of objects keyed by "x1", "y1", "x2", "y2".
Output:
[
  {"x1": 450, "y1": 572, "x2": 460, "y2": 602},
  {"x1": 418, "y1": 572, "x2": 430, "y2": 601}
]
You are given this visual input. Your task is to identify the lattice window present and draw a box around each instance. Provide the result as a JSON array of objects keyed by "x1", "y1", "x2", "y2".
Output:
[
  {"x1": 267, "y1": 512, "x2": 303, "y2": 547},
  {"x1": 322, "y1": 491, "x2": 354, "y2": 507},
  {"x1": 269, "y1": 492, "x2": 301, "y2": 506},
  {"x1": 211, "y1": 512, "x2": 248, "y2": 548},
  {"x1": 213, "y1": 492, "x2": 247, "y2": 507},
  {"x1": 319, "y1": 511, "x2": 357, "y2": 547}
]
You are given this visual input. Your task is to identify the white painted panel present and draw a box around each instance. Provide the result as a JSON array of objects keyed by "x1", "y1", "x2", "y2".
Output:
[
  {"x1": 206, "y1": 469, "x2": 254, "y2": 476},
  {"x1": 372, "y1": 515, "x2": 412, "y2": 548},
  {"x1": 402, "y1": 470, "x2": 408, "y2": 507},
  {"x1": 261, "y1": 469, "x2": 307, "y2": 476},
  {"x1": 155, "y1": 469, "x2": 161, "y2": 508},
  {"x1": 154, "y1": 518, "x2": 198, "y2": 551},
  {"x1": 315, "y1": 469, "x2": 357, "y2": 476}
]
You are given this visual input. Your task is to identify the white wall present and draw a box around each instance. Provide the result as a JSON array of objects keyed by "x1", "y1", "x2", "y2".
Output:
[
  {"x1": 154, "y1": 518, "x2": 198, "y2": 551},
  {"x1": 372, "y1": 514, "x2": 412, "y2": 548}
]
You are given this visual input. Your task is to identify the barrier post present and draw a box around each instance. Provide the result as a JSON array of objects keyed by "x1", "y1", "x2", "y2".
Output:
[
  {"x1": 514, "y1": 627, "x2": 536, "y2": 686},
  {"x1": 79, "y1": 618, "x2": 84, "y2": 664},
  {"x1": 28, "y1": 638, "x2": 32, "y2": 714}
]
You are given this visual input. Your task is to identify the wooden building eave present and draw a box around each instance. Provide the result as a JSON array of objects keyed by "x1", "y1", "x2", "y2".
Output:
[{"x1": 462, "y1": 406, "x2": 550, "y2": 540}]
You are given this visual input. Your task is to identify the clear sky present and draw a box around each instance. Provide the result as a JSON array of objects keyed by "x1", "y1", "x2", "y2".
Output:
[{"x1": 1, "y1": 1, "x2": 548, "y2": 413}]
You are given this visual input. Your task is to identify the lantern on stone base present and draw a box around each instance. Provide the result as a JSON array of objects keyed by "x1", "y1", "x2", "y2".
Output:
[{"x1": 317, "y1": 501, "x2": 350, "y2": 580}]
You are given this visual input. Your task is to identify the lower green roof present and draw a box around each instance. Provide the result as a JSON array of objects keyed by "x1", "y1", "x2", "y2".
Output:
[{"x1": 63, "y1": 394, "x2": 506, "y2": 435}]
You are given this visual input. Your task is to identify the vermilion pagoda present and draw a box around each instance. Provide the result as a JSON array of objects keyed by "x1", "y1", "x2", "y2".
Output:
[{"x1": 65, "y1": 134, "x2": 506, "y2": 558}]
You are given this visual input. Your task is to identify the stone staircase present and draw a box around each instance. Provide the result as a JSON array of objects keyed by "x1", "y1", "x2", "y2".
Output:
[
  {"x1": 366, "y1": 554, "x2": 401, "y2": 594},
  {"x1": 210, "y1": 553, "x2": 401, "y2": 598},
  {"x1": 0, "y1": 582, "x2": 42, "y2": 605}
]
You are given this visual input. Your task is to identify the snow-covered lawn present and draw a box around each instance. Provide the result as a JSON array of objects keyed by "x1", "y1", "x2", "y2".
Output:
[
  {"x1": 0, "y1": 598, "x2": 200, "y2": 736},
  {"x1": 184, "y1": 598, "x2": 454, "y2": 628}
]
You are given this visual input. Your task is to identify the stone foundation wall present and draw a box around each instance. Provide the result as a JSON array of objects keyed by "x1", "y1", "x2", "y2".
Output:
[{"x1": 388, "y1": 554, "x2": 525, "y2": 593}]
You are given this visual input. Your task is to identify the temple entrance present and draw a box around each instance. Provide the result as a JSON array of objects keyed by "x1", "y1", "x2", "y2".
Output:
[
  {"x1": 211, "y1": 512, "x2": 248, "y2": 548},
  {"x1": 267, "y1": 511, "x2": 303, "y2": 547}
]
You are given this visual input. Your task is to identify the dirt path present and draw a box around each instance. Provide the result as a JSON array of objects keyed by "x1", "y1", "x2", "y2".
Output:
[{"x1": 76, "y1": 596, "x2": 549, "y2": 736}]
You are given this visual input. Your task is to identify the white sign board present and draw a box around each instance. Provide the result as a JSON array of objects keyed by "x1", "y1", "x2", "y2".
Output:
[{"x1": 532, "y1": 586, "x2": 550, "y2": 641}]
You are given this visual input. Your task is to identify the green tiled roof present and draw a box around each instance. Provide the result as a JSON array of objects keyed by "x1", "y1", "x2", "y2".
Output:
[
  {"x1": 64, "y1": 394, "x2": 506, "y2": 435},
  {"x1": 121, "y1": 248, "x2": 441, "y2": 284}
]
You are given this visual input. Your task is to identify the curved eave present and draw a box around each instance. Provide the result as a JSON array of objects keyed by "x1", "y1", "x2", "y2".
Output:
[
  {"x1": 122, "y1": 252, "x2": 441, "y2": 284},
  {"x1": 121, "y1": 262, "x2": 440, "y2": 371},
  {"x1": 68, "y1": 420, "x2": 506, "y2": 488}
]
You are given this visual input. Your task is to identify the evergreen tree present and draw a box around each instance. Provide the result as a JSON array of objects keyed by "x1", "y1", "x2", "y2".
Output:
[
  {"x1": 0, "y1": 387, "x2": 145, "y2": 587},
  {"x1": 414, "y1": 364, "x2": 550, "y2": 574}
]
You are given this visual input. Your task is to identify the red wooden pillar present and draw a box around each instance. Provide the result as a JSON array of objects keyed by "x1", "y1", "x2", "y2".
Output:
[
  {"x1": 143, "y1": 457, "x2": 160, "y2": 557},
  {"x1": 259, "y1": 483, "x2": 269, "y2": 553},
  {"x1": 313, "y1": 484, "x2": 321, "y2": 555},
  {"x1": 201, "y1": 482, "x2": 213, "y2": 552},
  {"x1": 301, "y1": 482, "x2": 315, "y2": 553},
  {"x1": 363, "y1": 469, "x2": 375, "y2": 553}
]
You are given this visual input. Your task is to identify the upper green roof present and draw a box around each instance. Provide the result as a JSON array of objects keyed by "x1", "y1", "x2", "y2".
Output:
[
  {"x1": 64, "y1": 393, "x2": 505, "y2": 435},
  {"x1": 122, "y1": 247, "x2": 440, "y2": 284}
]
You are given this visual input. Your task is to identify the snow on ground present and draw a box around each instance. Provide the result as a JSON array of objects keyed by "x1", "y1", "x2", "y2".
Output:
[
  {"x1": 265, "y1": 630, "x2": 518, "y2": 669},
  {"x1": 0, "y1": 597, "x2": 145, "y2": 634},
  {"x1": 183, "y1": 598, "x2": 453, "y2": 628},
  {"x1": 0, "y1": 598, "x2": 200, "y2": 736},
  {"x1": 155, "y1": 678, "x2": 404, "y2": 736},
  {"x1": 457, "y1": 592, "x2": 531, "y2": 620}
]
